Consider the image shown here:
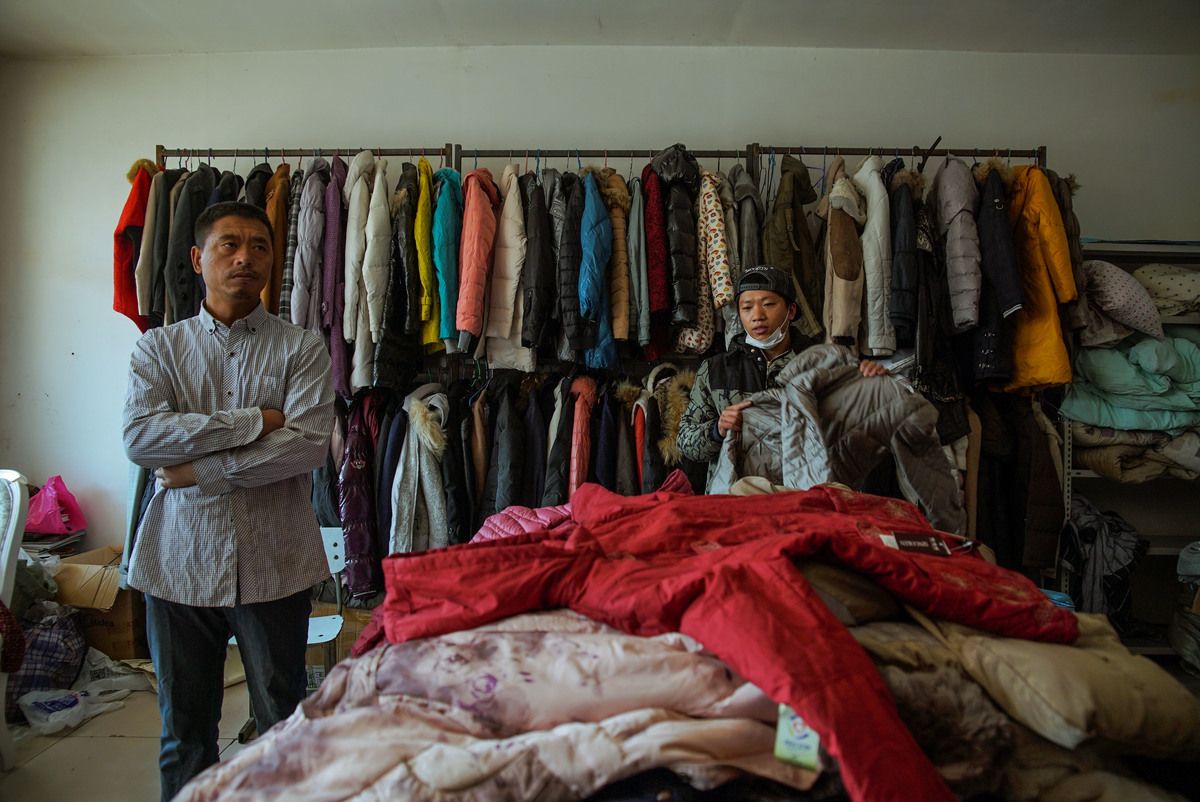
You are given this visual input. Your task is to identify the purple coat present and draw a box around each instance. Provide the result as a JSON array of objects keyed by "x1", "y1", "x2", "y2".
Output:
[
  {"x1": 323, "y1": 156, "x2": 351, "y2": 398},
  {"x1": 339, "y1": 390, "x2": 385, "y2": 597}
]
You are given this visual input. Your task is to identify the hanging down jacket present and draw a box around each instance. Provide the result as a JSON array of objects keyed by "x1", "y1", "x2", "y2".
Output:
[
  {"x1": 431, "y1": 168, "x2": 463, "y2": 344},
  {"x1": 552, "y1": 173, "x2": 587, "y2": 352},
  {"x1": 457, "y1": 168, "x2": 501, "y2": 346},
  {"x1": 852, "y1": 155, "x2": 895, "y2": 356},
  {"x1": 378, "y1": 482, "x2": 1080, "y2": 802},
  {"x1": 290, "y1": 157, "x2": 330, "y2": 333},
  {"x1": 340, "y1": 390, "x2": 386, "y2": 598},
  {"x1": 929, "y1": 157, "x2": 981, "y2": 333},
  {"x1": 389, "y1": 384, "x2": 450, "y2": 556},
  {"x1": 520, "y1": 172, "x2": 554, "y2": 350},
  {"x1": 710, "y1": 344, "x2": 965, "y2": 535},
  {"x1": 761, "y1": 154, "x2": 822, "y2": 339},
  {"x1": 651, "y1": 144, "x2": 700, "y2": 328},
  {"x1": 486, "y1": 166, "x2": 534, "y2": 372},
  {"x1": 580, "y1": 171, "x2": 615, "y2": 370}
]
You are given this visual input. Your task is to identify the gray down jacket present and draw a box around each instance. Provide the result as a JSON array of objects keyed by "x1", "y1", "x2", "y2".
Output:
[{"x1": 710, "y1": 344, "x2": 965, "y2": 534}]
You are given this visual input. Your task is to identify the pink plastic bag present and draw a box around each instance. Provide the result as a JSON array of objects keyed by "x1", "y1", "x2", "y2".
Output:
[{"x1": 25, "y1": 476, "x2": 87, "y2": 535}]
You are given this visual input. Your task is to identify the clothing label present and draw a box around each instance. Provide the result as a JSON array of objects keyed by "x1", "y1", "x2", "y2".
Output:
[
  {"x1": 774, "y1": 703, "x2": 820, "y2": 769},
  {"x1": 883, "y1": 531, "x2": 953, "y2": 556}
]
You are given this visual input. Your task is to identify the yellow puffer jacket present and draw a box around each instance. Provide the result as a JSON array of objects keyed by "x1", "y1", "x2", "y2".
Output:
[
  {"x1": 416, "y1": 157, "x2": 442, "y2": 353},
  {"x1": 1004, "y1": 165, "x2": 1076, "y2": 393}
]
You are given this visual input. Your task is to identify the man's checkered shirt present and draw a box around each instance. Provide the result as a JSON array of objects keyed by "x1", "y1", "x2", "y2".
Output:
[{"x1": 123, "y1": 303, "x2": 335, "y2": 607}]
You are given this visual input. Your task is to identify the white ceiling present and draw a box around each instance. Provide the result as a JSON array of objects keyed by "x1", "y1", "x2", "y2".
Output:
[{"x1": 1, "y1": 0, "x2": 1198, "y2": 58}]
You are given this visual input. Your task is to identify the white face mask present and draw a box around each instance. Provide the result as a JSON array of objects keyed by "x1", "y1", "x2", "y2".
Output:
[{"x1": 745, "y1": 321, "x2": 789, "y2": 350}]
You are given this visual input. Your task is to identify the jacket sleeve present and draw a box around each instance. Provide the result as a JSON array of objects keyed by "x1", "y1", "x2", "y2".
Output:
[
  {"x1": 1035, "y1": 186, "x2": 1078, "y2": 304},
  {"x1": 343, "y1": 180, "x2": 369, "y2": 340},
  {"x1": 364, "y1": 166, "x2": 393, "y2": 343},
  {"x1": 676, "y1": 361, "x2": 723, "y2": 463},
  {"x1": 191, "y1": 332, "x2": 335, "y2": 495},
  {"x1": 122, "y1": 333, "x2": 263, "y2": 468}
]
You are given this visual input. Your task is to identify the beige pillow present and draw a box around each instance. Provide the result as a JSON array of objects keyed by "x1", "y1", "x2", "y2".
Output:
[{"x1": 909, "y1": 609, "x2": 1200, "y2": 758}]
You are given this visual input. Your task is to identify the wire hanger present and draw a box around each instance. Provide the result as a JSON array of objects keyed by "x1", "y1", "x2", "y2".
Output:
[
  {"x1": 536, "y1": 149, "x2": 541, "y2": 174},
  {"x1": 232, "y1": 148, "x2": 238, "y2": 174},
  {"x1": 575, "y1": 149, "x2": 582, "y2": 171}
]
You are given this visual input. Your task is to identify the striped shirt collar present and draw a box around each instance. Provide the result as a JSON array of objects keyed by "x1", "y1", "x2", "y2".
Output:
[{"x1": 198, "y1": 301, "x2": 270, "y2": 335}]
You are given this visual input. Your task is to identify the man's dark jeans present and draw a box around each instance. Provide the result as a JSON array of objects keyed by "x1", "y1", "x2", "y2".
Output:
[{"x1": 145, "y1": 589, "x2": 309, "y2": 801}]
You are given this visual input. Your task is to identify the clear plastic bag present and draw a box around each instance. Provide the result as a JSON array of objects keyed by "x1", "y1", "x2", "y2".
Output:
[{"x1": 17, "y1": 685, "x2": 131, "y2": 735}]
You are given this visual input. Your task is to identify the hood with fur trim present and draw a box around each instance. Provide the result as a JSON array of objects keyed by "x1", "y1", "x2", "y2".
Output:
[
  {"x1": 972, "y1": 157, "x2": 1013, "y2": 191},
  {"x1": 889, "y1": 168, "x2": 925, "y2": 200},
  {"x1": 654, "y1": 368, "x2": 695, "y2": 467}
]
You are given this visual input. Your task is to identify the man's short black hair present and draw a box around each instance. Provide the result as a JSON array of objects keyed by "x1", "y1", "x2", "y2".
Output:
[{"x1": 194, "y1": 201, "x2": 274, "y2": 248}]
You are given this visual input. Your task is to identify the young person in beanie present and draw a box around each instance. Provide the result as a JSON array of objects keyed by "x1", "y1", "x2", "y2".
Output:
[{"x1": 677, "y1": 265, "x2": 887, "y2": 483}]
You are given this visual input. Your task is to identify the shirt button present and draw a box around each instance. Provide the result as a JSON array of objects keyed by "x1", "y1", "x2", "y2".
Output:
[
  {"x1": 228, "y1": 352, "x2": 235, "y2": 357},
  {"x1": 227, "y1": 391, "x2": 233, "y2": 396}
]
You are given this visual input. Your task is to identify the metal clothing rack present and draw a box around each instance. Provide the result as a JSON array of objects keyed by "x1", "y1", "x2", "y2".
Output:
[
  {"x1": 746, "y1": 141, "x2": 1047, "y2": 186},
  {"x1": 153, "y1": 143, "x2": 457, "y2": 169},
  {"x1": 452, "y1": 146, "x2": 753, "y2": 174}
]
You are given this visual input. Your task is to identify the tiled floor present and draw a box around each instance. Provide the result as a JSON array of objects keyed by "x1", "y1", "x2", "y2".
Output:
[{"x1": 0, "y1": 681, "x2": 251, "y2": 802}]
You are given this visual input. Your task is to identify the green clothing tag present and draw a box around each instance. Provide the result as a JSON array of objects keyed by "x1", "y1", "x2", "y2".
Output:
[{"x1": 774, "y1": 703, "x2": 820, "y2": 770}]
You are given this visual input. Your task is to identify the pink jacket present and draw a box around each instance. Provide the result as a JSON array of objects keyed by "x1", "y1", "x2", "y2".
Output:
[{"x1": 455, "y1": 169, "x2": 501, "y2": 337}]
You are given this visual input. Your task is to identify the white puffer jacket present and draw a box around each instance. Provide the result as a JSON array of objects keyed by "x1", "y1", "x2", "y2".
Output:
[
  {"x1": 852, "y1": 155, "x2": 895, "y2": 356},
  {"x1": 364, "y1": 159, "x2": 392, "y2": 345},
  {"x1": 486, "y1": 164, "x2": 534, "y2": 371}
]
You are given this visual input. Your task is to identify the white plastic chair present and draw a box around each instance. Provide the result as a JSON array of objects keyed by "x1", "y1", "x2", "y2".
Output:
[
  {"x1": 1, "y1": 469, "x2": 31, "y2": 771},
  {"x1": 235, "y1": 526, "x2": 345, "y2": 743}
]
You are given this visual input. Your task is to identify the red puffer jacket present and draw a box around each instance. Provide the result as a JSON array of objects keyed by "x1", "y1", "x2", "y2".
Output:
[
  {"x1": 378, "y1": 483, "x2": 1078, "y2": 802},
  {"x1": 455, "y1": 169, "x2": 501, "y2": 338}
]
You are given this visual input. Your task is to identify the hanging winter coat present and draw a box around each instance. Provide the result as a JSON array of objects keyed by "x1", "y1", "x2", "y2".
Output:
[
  {"x1": 261, "y1": 164, "x2": 290, "y2": 314},
  {"x1": 1004, "y1": 165, "x2": 1077, "y2": 393},
  {"x1": 541, "y1": 375, "x2": 575, "y2": 506},
  {"x1": 164, "y1": 163, "x2": 216, "y2": 321},
  {"x1": 342, "y1": 150, "x2": 375, "y2": 345},
  {"x1": 568, "y1": 375, "x2": 598, "y2": 499},
  {"x1": 929, "y1": 157, "x2": 982, "y2": 333},
  {"x1": 815, "y1": 156, "x2": 866, "y2": 348},
  {"x1": 598, "y1": 167, "x2": 632, "y2": 341},
  {"x1": 442, "y1": 382, "x2": 475, "y2": 546},
  {"x1": 552, "y1": 173, "x2": 587, "y2": 353},
  {"x1": 345, "y1": 153, "x2": 384, "y2": 392},
  {"x1": 913, "y1": 199, "x2": 971, "y2": 446},
  {"x1": 384, "y1": 162, "x2": 419, "y2": 337},
  {"x1": 390, "y1": 384, "x2": 450, "y2": 555},
  {"x1": 520, "y1": 172, "x2": 554, "y2": 351},
  {"x1": 135, "y1": 169, "x2": 162, "y2": 320},
  {"x1": 290, "y1": 157, "x2": 330, "y2": 333},
  {"x1": 113, "y1": 164, "x2": 154, "y2": 333},
  {"x1": 729, "y1": 164, "x2": 763, "y2": 283},
  {"x1": 593, "y1": 390, "x2": 621, "y2": 491},
  {"x1": 580, "y1": 170, "x2": 616, "y2": 370},
  {"x1": 852, "y1": 155, "x2": 895, "y2": 356},
  {"x1": 761, "y1": 154, "x2": 822, "y2": 339},
  {"x1": 316, "y1": 168, "x2": 349, "y2": 395},
  {"x1": 457, "y1": 168, "x2": 501, "y2": 345},
  {"x1": 373, "y1": 163, "x2": 422, "y2": 391},
  {"x1": 1044, "y1": 169, "x2": 1088, "y2": 334},
  {"x1": 364, "y1": 161, "x2": 392, "y2": 346},
  {"x1": 416, "y1": 157, "x2": 442, "y2": 353},
  {"x1": 642, "y1": 164, "x2": 672, "y2": 359},
  {"x1": 889, "y1": 168, "x2": 920, "y2": 348},
  {"x1": 971, "y1": 161, "x2": 1024, "y2": 383},
  {"x1": 715, "y1": 172, "x2": 742, "y2": 343},
  {"x1": 521, "y1": 378, "x2": 551, "y2": 508},
  {"x1": 479, "y1": 371, "x2": 528, "y2": 520},
  {"x1": 674, "y1": 170, "x2": 731, "y2": 355},
  {"x1": 431, "y1": 168, "x2": 463, "y2": 347},
  {"x1": 340, "y1": 390, "x2": 386, "y2": 598},
  {"x1": 485, "y1": 165, "x2": 534, "y2": 372},
  {"x1": 278, "y1": 166, "x2": 304, "y2": 320},
  {"x1": 322, "y1": 156, "x2": 351, "y2": 398},
  {"x1": 375, "y1": 407, "x2": 406, "y2": 541},
  {"x1": 626, "y1": 176, "x2": 651, "y2": 347},
  {"x1": 651, "y1": 144, "x2": 700, "y2": 328},
  {"x1": 147, "y1": 167, "x2": 184, "y2": 327},
  {"x1": 244, "y1": 162, "x2": 273, "y2": 208}
]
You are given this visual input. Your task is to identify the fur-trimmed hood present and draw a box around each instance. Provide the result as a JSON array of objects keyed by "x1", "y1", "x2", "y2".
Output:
[
  {"x1": 128, "y1": 158, "x2": 159, "y2": 183},
  {"x1": 889, "y1": 168, "x2": 925, "y2": 200},
  {"x1": 972, "y1": 157, "x2": 1013, "y2": 191},
  {"x1": 654, "y1": 368, "x2": 695, "y2": 467},
  {"x1": 403, "y1": 383, "x2": 447, "y2": 458}
]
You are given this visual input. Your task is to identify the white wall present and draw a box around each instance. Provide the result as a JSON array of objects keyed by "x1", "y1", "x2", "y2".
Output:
[{"x1": 1, "y1": 45, "x2": 1197, "y2": 548}]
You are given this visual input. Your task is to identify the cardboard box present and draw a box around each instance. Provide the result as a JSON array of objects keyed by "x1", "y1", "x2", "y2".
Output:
[{"x1": 55, "y1": 546, "x2": 150, "y2": 661}]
